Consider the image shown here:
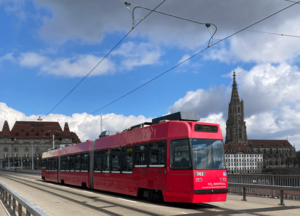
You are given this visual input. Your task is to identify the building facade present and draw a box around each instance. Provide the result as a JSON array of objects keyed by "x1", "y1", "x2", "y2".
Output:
[
  {"x1": 224, "y1": 71, "x2": 296, "y2": 170},
  {"x1": 224, "y1": 144, "x2": 263, "y2": 174},
  {"x1": 0, "y1": 120, "x2": 80, "y2": 169}
]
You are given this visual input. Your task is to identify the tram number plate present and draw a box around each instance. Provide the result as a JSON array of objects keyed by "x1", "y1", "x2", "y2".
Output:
[{"x1": 195, "y1": 172, "x2": 206, "y2": 176}]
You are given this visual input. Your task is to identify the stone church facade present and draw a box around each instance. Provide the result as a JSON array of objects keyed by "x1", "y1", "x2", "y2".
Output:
[
  {"x1": 224, "y1": 71, "x2": 296, "y2": 171},
  {"x1": 0, "y1": 120, "x2": 80, "y2": 169}
]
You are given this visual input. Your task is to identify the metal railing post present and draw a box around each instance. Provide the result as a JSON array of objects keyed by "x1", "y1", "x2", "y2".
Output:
[
  {"x1": 26, "y1": 209, "x2": 31, "y2": 216},
  {"x1": 13, "y1": 197, "x2": 16, "y2": 213},
  {"x1": 279, "y1": 190, "x2": 285, "y2": 206},
  {"x1": 242, "y1": 187, "x2": 247, "y2": 201},
  {"x1": 4, "y1": 191, "x2": 6, "y2": 203},
  {"x1": 9, "y1": 194, "x2": 11, "y2": 210},
  {"x1": 18, "y1": 202, "x2": 23, "y2": 216}
]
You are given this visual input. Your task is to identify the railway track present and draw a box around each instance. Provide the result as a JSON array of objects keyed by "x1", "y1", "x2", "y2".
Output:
[{"x1": 0, "y1": 172, "x2": 162, "y2": 216}]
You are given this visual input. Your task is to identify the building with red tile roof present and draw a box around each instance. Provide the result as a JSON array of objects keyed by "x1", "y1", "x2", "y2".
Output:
[{"x1": 0, "y1": 120, "x2": 81, "y2": 169}]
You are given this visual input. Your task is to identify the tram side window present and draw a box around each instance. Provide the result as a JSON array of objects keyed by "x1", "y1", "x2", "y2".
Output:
[
  {"x1": 102, "y1": 150, "x2": 110, "y2": 172},
  {"x1": 81, "y1": 153, "x2": 89, "y2": 171},
  {"x1": 149, "y1": 142, "x2": 166, "y2": 167},
  {"x1": 49, "y1": 158, "x2": 52, "y2": 171},
  {"x1": 60, "y1": 157, "x2": 65, "y2": 171},
  {"x1": 66, "y1": 156, "x2": 70, "y2": 171},
  {"x1": 122, "y1": 147, "x2": 133, "y2": 172},
  {"x1": 70, "y1": 155, "x2": 75, "y2": 171},
  {"x1": 75, "y1": 154, "x2": 81, "y2": 171},
  {"x1": 94, "y1": 151, "x2": 101, "y2": 172},
  {"x1": 111, "y1": 149, "x2": 121, "y2": 172},
  {"x1": 53, "y1": 158, "x2": 58, "y2": 171},
  {"x1": 46, "y1": 159, "x2": 49, "y2": 171},
  {"x1": 170, "y1": 139, "x2": 191, "y2": 169},
  {"x1": 134, "y1": 144, "x2": 148, "y2": 167},
  {"x1": 42, "y1": 159, "x2": 46, "y2": 169}
]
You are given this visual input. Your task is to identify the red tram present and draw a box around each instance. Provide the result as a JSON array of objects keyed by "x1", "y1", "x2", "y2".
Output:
[{"x1": 41, "y1": 112, "x2": 228, "y2": 203}]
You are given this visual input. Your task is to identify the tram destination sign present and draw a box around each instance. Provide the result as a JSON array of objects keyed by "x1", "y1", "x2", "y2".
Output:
[{"x1": 194, "y1": 124, "x2": 218, "y2": 132}]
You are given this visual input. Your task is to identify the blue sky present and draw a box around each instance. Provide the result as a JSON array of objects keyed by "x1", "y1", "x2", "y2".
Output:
[{"x1": 1, "y1": 0, "x2": 300, "y2": 150}]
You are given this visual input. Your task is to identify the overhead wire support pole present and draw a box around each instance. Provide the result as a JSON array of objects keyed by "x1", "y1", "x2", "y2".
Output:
[
  {"x1": 43, "y1": 0, "x2": 166, "y2": 117},
  {"x1": 131, "y1": 6, "x2": 218, "y2": 47},
  {"x1": 71, "y1": 0, "x2": 300, "y2": 119}
]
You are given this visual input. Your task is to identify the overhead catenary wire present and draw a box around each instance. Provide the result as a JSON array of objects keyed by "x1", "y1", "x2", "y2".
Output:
[
  {"x1": 43, "y1": 0, "x2": 166, "y2": 117},
  {"x1": 69, "y1": 0, "x2": 300, "y2": 126},
  {"x1": 131, "y1": 6, "x2": 218, "y2": 47},
  {"x1": 133, "y1": 6, "x2": 300, "y2": 40}
]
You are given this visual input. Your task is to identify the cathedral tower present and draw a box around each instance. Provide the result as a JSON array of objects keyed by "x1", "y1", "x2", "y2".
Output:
[{"x1": 225, "y1": 71, "x2": 247, "y2": 145}]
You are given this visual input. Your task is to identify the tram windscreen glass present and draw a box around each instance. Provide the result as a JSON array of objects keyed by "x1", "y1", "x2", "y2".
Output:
[
  {"x1": 194, "y1": 125, "x2": 218, "y2": 132},
  {"x1": 170, "y1": 139, "x2": 191, "y2": 169},
  {"x1": 192, "y1": 139, "x2": 225, "y2": 169}
]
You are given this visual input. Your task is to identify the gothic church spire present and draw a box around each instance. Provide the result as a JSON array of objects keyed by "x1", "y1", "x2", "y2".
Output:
[
  {"x1": 230, "y1": 71, "x2": 240, "y2": 103},
  {"x1": 225, "y1": 71, "x2": 247, "y2": 145}
]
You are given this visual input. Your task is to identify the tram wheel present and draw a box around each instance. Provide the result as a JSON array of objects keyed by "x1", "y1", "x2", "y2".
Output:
[{"x1": 148, "y1": 190, "x2": 163, "y2": 203}]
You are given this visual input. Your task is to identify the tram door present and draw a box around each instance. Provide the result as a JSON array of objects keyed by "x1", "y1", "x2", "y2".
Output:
[{"x1": 167, "y1": 139, "x2": 192, "y2": 195}]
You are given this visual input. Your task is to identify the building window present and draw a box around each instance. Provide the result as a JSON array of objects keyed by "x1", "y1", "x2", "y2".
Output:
[
  {"x1": 35, "y1": 147, "x2": 39, "y2": 152},
  {"x1": 36, "y1": 133, "x2": 39, "y2": 136},
  {"x1": 13, "y1": 147, "x2": 18, "y2": 152},
  {"x1": 4, "y1": 126, "x2": 7, "y2": 129},
  {"x1": 4, "y1": 147, "x2": 8, "y2": 152},
  {"x1": 46, "y1": 133, "x2": 49, "y2": 136},
  {"x1": 24, "y1": 147, "x2": 29, "y2": 152},
  {"x1": 238, "y1": 107, "x2": 240, "y2": 113},
  {"x1": 15, "y1": 133, "x2": 19, "y2": 136},
  {"x1": 26, "y1": 133, "x2": 29, "y2": 136}
]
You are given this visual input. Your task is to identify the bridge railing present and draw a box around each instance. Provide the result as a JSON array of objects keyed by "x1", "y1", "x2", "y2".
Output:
[
  {"x1": 228, "y1": 174, "x2": 300, "y2": 205},
  {"x1": 228, "y1": 183, "x2": 300, "y2": 205},
  {"x1": 0, "y1": 182, "x2": 51, "y2": 216}
]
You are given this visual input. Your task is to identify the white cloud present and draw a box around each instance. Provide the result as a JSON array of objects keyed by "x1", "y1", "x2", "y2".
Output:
[
  {"x1": 168, "y1": 86, "x2": 230, "y2": 117},
  {"x1": 205, "y1": 16, "x2": 300, "y2": 63},
  {"x1": 0, "y1": 0, "x2": 26, "y2": 20},
  {"x1": 18, "y1": 52, "x2": 115, "y2": 77},
  {"x1": 0, "y1": 102, "x2": 151, "y2": 142},
  {"x1": 29, "y1": 0, "x2": 300, "y2": 64},
  {"x1": 168, "y1": 63, "x2": 300, "y2": 151},
  {"x1": 0, "y1": 53, "x2": 14, "y2": 62},
  {"x1": 112, "y1": 42, "x2": 162, "y2": 71},
  {"x1": 19, "y1": 52, "x2": 48, "y2": 67}
]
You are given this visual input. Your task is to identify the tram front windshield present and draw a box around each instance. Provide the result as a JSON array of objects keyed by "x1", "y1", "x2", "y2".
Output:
[{"x1": 192, "y1": 139, "x2": 225, "y2": 170}]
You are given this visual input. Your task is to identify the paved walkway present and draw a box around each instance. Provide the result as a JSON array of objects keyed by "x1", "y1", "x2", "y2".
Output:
[{"x1": 0, "y1": 200, "x2": 9, "y2": 216}]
